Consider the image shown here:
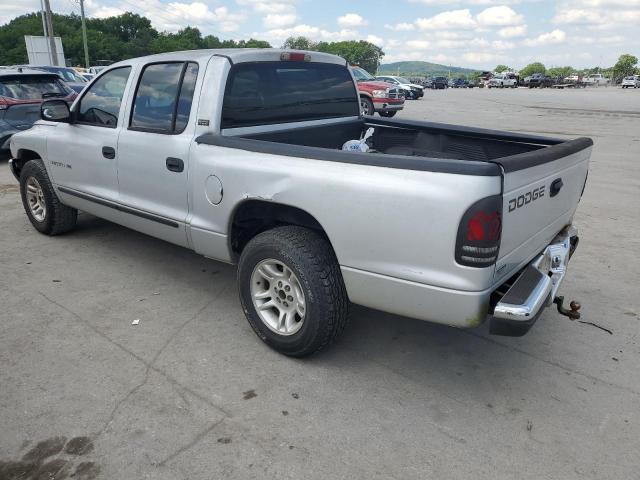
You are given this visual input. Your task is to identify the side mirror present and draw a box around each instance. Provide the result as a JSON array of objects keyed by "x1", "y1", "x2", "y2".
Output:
[{"x1": 41, "y1": 99, "x2": 71, "y2": 123}]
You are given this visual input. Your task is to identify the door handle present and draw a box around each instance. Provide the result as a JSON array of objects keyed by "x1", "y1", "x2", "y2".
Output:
[
  {"x1": 550, "y1": 178, "x2": 564, "y2": 197},
  {"x1": 166, "y1": 157, "x2": 184, "y2": 173},
  {"x1": 102, "y1": 146, "x2": 116, "y2": 159}
]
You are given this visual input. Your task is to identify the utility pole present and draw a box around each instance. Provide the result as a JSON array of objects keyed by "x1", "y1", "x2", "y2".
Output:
[
  {"x1": 79, "y1": 0, "x2": 90, "y2": 68},
  {"x1": 43, "y1": 0, "x2": 58, "y2": 66},
  {"x1": 40, "y1": 0, "x2": 53, "y2": 64}
]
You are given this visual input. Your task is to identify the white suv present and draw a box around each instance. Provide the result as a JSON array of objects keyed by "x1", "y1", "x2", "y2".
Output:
[{"x1": 621, "y1": 75, "x2": 639, "y2": 88}]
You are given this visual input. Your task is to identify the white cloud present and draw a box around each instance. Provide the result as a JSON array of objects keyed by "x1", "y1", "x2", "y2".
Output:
[
  {"x1": 462, "y1": 51, "x2": 504, "y2": 64},
  {"x1": 407, "y1": 40, "x2": 431, "y2": 50},
  {"x1": 476, "y1": 6, "x2": 524, "y2": 26},
  {"x1": 416, "y1": 9, "x2": 477, "y2": 30},
  {"x1": 263, "y1": 13, "x2": 297, "y2": 28},
  {"x1": 384, "y1": 22, "x2": 415, "y2": 31},
  {"x1": 491, "y1": 39, "x2": 515, "y2": 50},
  {"x1": 236, "y1": 0, "x2": 296, "y2": 14},
  {"x1": 366, "y1": 34, "x2": 384, "y2": 46},
  {"x1": 337, "y1": 13, "x2": 367, "y2": 27},
  {"x1": 262, "y1": 24, "x2": 358, "y2": 44},
  {"x1": 522, "y1": 29, "x2": 566, "y2": 46},
  {"x1": 497, "y1": 24, "x2": 527, "y2": 37}
]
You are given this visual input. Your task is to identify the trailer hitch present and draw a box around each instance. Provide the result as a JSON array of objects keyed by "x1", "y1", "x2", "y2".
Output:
[{"x1": 553, "y1": 296, "x2": 581, "y2": 320}]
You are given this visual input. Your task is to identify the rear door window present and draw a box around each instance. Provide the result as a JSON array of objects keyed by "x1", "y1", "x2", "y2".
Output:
[
  {"x1": 0, "y1": 75, "x2": 69, "y2": 100},
  {"x1": 222, "y1": 62, "x2": 359, "y2": 129},
  {"x1": 77, "y1": 67, "x2": 131, "y2": 127},
  {"x1": 130, "y1": 61, "x2": 199, "y2": 134}
]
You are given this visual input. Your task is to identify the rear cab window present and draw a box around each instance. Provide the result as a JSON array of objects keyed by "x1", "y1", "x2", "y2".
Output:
[{"x1": 222, "y1": 62, "x2": 359, "y2": 129}]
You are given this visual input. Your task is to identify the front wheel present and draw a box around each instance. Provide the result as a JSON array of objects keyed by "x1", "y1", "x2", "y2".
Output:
[
  {"x1": 379, "y1": 111, "x2": 397, "y2": 118},
  {"x1": 20, "y1": 160, "x2": 77, "y2": 235},
  {"x1": 238, "y1": 226, "x2": 349, "y2": 357},
  {"x1": 360, "y1": 96, "x2": 374, "y2": 116}
]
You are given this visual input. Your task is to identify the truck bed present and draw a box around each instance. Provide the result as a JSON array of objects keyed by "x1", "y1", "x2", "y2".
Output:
[{"x1": 197, "y1": 117, "x2": 592, "y2": 175}]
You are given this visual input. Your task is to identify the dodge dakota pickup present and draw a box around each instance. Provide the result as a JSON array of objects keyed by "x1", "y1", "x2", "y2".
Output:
[{"x1": 9, "y1": 49, "x2": 591, "y2": 356}]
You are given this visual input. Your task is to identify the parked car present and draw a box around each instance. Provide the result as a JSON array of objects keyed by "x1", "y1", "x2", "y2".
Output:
[
  {"x1": 432, "y1": 76, "x2": 448, "y2": 89},
  {"x1": 15, "y1": 65, "x2": 88, "y2": 93},
  {"x1": 487, "y1": 73, "x2": 517, "y2": 88},
  {"x1": 375, "y1": 75, "x2": 424, "y2": 99},
  {"x1": 350, "y1": 66, "x2": 404, "y2": 117},
  {"x1": 467, "y1": 80, "x2": 477, "y2": 88},
  {"x1": 80, "y1": 73, "x2": 95, "y2": 82},
  {"x1": 0, "y1": 68, "x2": 75, "y2": 159},
  {"x1": 583, "y1": 74, "x2": 609, "y2": 87},
  {"x1": 621, "y1": 75, "x2": 640, "y2": 88},
  {"x1": 9, "y1": 49, "x2": 591, "y2": 356},
  {"x1": 451, "y1": 78, "x2": 468, "y2": 88},
  {"x1": 526, "y1": 73, "x2": 553, "y2": 88}
]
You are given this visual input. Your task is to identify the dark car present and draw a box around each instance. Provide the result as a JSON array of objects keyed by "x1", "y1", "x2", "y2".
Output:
[
  {"x1": 526, "y1": 73, "x2": 553, "y2": 88},
  {"x1": 0, "y1": 68, "x2": 76, "y2": 158},
  {"x1": 16, "y1": 65, "x2": 88, "y2": 93},
  {"x1": 452, "y1": 78, "x2": 468, "y2": 88},
  {"x1": 432, "y1": 76, "x2": 448, "y2": 89}
]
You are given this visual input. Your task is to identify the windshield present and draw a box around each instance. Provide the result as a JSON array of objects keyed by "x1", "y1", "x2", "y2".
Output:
[
  {"x1": 396, "y1": 77, "x2": 411, "y2": 84},
  {"x1": 38, "y1": 66, "x2": 86, "y2": 83},
  {"x1": 350, "y1": 66, "x2": 376, "y2": 81},
  {"x1": 0, "y1": 75, "x2": 70, "y2": 100}
]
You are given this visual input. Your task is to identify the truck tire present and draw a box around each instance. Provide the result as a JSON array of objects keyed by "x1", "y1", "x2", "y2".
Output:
[
  {"x1": 360, "y1": 96, "x2": 374, "y2": 116},
  {"x1": 19, "y1": 160, "x2": 77, "y2": 235},
  {"x1": 379, "y1": 111, "x2": 397, "y2": 118},
  {"x1": 238, "y1": 226, "x2": 349, "y2": 357}
]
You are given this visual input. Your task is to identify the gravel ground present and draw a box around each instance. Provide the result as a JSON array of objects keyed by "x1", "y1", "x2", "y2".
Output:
[{"x1": 1, "y1": 87, "x2": 639, "y2": 480}]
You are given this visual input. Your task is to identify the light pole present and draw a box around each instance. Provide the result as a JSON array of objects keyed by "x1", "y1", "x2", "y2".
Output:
[
  {"x1": 79, "y1": 0, "x2": 90, "y2": 68},
  {"x1": 43, "y1": 0, "x2": 58, "y2": 65}
]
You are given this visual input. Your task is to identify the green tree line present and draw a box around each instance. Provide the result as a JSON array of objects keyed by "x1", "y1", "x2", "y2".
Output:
[
  {"x1": 0, "y1": 12, "x2": 270, "y2": 66},
  {"x1": 0, "y1": 13, "x2": 386, "y2": 72}
]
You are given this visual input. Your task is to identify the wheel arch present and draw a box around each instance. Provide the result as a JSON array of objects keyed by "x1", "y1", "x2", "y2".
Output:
[
  {"x1": 12, "y1": 149, "x2": 43, "y2": 179},
  {"x1": 228, "y1": 199, "x2": 335, "y2": 262}
]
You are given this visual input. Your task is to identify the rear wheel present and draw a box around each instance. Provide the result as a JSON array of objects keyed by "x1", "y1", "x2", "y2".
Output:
[
  {"x1": 379, "y1": 111, "x2": 397, "y2": 118},
  {"x1": 238, "y1": 226, "x2": 349, "y2": 357},
  {"x1": 360, "y1": 96, "x2": 374, "y2": 116},
  {"x1": 19, "y1": 160, "x2": 77, "y2": 235}
]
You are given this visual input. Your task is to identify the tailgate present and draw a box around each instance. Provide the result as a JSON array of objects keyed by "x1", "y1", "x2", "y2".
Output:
[{"x1": 494, "y1": 137, "x2": 592, "y2": 281}]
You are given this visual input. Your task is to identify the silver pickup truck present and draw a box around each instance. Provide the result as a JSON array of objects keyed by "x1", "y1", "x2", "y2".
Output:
[{"x1": 9, "y1": 49, "x2": 591, "y2": 356}]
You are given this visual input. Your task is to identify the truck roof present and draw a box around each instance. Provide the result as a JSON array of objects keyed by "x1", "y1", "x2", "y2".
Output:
[{"x1": 108, "y1": 49, "x2": 347, "y2": 68}]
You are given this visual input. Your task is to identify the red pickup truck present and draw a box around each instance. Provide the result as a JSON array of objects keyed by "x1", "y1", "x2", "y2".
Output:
[{"x1": 349, "y1": 66, "x2": 404, "y2": 117}]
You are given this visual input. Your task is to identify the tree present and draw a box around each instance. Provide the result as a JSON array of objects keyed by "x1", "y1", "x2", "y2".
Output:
[
  {"x1": 519, "y1": 62, "x2": 546, "y2": 78},
  {"x1": 494, "y1": 64, "x2": 510, "y2": 73},
  {"x1": 317, "y1": 40, "x2": 385, "y2": 73},
  {"x1": 0, "y1": 11, "x2": 271, "y2": 65},
  {"x1": 612, "y1": 54, "x2": 638, "y2": 81},
  {"x1": 282, "y1": 36, "x2": 317, "y2": 50},
  {"x1": 547, "y1": 66, "x2": 574, "y2": 80}
]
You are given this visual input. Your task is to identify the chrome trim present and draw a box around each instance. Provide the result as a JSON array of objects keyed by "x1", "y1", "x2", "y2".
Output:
[{"x1": 493, "y1": 225, "x2": 577, "y2": 322}]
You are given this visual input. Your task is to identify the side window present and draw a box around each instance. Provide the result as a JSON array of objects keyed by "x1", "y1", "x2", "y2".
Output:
[
  {"x1": 130, "y1": 62, "x2": 198, "y2": 134},
  {"x1": 77, "y1": 67, "x2": 131, "y2": 127}
]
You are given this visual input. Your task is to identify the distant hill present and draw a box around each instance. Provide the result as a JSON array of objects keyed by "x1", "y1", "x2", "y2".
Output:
[{"x1": 377, "y1": 61, "x2": 478, "y2": 77}]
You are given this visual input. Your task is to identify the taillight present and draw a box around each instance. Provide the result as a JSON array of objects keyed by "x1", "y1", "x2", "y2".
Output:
[
  {"x1": 280, "y1": 52, "x2": 311, "y2": 62},
  {"x1": 455, "y1": 195, "x2": 502, "y2": 267}
]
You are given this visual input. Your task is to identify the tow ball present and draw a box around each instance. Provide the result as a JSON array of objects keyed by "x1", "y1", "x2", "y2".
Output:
[{"x1": 554, "y1": 296, "x2": 581, "y2": 320}]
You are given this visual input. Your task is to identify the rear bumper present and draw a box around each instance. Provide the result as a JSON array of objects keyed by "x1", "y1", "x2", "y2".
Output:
[{"x1": 490, "y1": 226, "x2": 578, "y2": 336}]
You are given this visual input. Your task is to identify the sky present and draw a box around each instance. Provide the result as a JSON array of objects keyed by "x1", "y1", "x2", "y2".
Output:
[{"x1": 1, "y1": 0, "x2": 639, "y2": 69}]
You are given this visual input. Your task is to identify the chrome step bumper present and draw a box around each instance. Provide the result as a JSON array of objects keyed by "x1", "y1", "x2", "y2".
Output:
[{"x1": 490, "y1": 226, "x2": 578, "y2": 336}]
